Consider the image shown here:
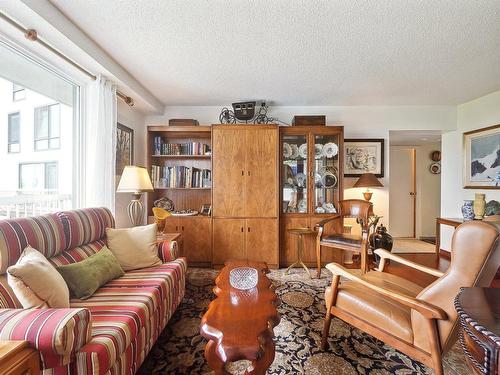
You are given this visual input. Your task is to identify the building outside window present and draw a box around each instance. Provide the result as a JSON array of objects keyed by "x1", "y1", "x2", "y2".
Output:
[
  {"x1": 12, "y1": 83, "x2": 25, "y2": 101},
  {"x1": 19, "y1": 162, "x2": 58, "y2": 191},
  {"x1": 7, "y1": 112, "x2": 20, "y2": 153},
  {"x1": 34, "y1": 104, "x2": 61, "y2": 150},
  {"x1": 0, "y1": 40, "x2": 79, "y2": 219}
]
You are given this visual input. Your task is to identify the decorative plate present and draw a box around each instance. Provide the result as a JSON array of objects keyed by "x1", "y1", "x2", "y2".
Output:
[
  {"x1": 429, "y1": 162, "x2": 441, "y2": 174},
  {"x1": 315, "y1": 144, "x2": 323, "y2": 159},
  {"x1": 172, "y1": 210, "x2": 199, "y2": 216},
  {"x1": 290, "y1": 144, "x2": 299, "y2": 159},
  {"x1": 154, "y1": 197, "x2": 175, "y2": 211},
  {"x1": 322, "y1": 203, "x2": 337, "y2": 213},
  {"x1": 315, "y1": 206, "x2": 326, "y2": 213},
  {"x1": 298, "y1": 199, "x2": 307, "y2": 213},
  {"x1": 322, "y1": 142, "x2": 339, "y2": 158},
  {"x1": 318, "y1": 166, "x2": 338, "y2": 188},
  {"x1": 298, "y1": 143, "x2": 307, "y2": 159},
  {"x1": 315, "y1": 173, "x2": 322, "y2": 186},
  {"x1": 295, "y1": 172, "x2": 306, "y2": 188},
  {"x1": 283, "y1": 143, "x2": 292, "y2": 158}
]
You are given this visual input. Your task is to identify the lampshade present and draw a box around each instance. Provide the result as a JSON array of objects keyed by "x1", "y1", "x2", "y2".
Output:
[
  {"x1": 353, "y1": 173, "x2": 383, "y2": 188},
  {"x1": 117, "y1": 166, "x2": 154, "y2": 193}
]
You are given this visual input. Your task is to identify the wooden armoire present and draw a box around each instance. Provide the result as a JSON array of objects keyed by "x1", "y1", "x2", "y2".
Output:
[{"x1": 211, "y1": 125, "x2": 279, "y2": 268}]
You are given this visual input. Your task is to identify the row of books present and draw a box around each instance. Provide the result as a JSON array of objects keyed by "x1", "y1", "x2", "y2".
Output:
[
  {"x1": 153, "y1": 137, "x2": 211, "y2": 156},
  {"x1": 151, "y1": 165, "x2": 212, "y2": 188}
]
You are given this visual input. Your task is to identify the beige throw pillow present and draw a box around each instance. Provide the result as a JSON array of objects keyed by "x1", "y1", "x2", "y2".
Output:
[
  {"x1": 106, "y1": 224, "x2": 162, "y2": 271},
  {"x1": 7, "y1": 246, "x2": 70, "y2": 308}
]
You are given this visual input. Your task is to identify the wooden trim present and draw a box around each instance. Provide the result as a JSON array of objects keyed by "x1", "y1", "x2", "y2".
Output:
[
  {"x1": 439, "y1": 249, "x2": 451, "y2": 259},
  {"x1": 147, "y1": 125, "x2": 212, "y2": 132},
  {"x1": 463, "y1": 185, "x2": 499, "y2": 190},
  {"x1": 411, "y1": 148, "x2": 416, "y2": 238},
  {"x1": 463, "y1": 123, "x2": 500, "y2": 136}
]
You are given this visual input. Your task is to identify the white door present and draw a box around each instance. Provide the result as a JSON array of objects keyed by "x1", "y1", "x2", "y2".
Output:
[{"x1": 389, "y1": 148, "x2": 416, "y2": 237}]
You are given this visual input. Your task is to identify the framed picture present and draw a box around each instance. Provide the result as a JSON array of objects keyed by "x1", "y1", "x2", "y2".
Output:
[
  {"x1": 463, "y1": 124, "x2": 500, "y2": 189},
  {"x1": 200, "y1": 204, "x2": 212, "y2": 216},
  {"x1": 344, "y1": 139, "x2": 384, "y2": 177},
  {"x1": 116, "y1": 123, "x2": 134, "y2": 176}
]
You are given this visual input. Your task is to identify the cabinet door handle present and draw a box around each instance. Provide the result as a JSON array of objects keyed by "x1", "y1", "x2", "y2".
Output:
[
  {"x1": 248, "y1": 227, "x2": 250, "y2": 232},
  {"x1": 247, "y1": 171, "x2": 251, "y2": 176},
  {"x1": 241, "y1": 227, "x2": 244, "y2": 232},
  {"x1": 241, "y1": 170, "x2": 244, "y2": 176},
  {"x1": 182, "y1": 226, "x2": 184, "y2": 231},
  {"x1": 175, "y1": 226, "x2": 178, "y2": 231}
]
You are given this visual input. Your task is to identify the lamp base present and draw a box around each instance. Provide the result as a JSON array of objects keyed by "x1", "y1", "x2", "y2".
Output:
[
  {"x1": 127, "y1": 193, "x2": 144, "y2": 227},
  {"x1": 362, "y1": 191, "x2": 373, "y2": 201}
]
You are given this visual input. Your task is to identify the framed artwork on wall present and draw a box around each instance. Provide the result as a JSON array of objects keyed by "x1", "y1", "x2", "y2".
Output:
[
  {"x1": 344, "y1": 138, "x2": 384, "y2": 177},
  {"x1": 116, "y1": 123, "x2": 134, "y2": 177},
  {"x1": 463, "y1": 124, "x2": 500, "y2": 189}
]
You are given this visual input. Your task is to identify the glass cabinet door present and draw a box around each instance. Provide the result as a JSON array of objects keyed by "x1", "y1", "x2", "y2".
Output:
[
  {"x1": 313, "y1": 133, "x2": 340, "y2": 214},
  {"x1": 282, "y1": 134, "x2": 308, "y2": 213}
]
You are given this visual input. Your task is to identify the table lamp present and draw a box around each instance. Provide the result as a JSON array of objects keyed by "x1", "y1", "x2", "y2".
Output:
[
  {"x1": 353, "y1": 173, "x2": 383, "y2": 201},
  {"x1": 117, "y1": 166, "x2": 154, "y2": 226}
]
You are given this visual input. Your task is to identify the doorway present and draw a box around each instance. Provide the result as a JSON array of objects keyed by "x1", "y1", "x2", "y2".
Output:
[
  {"x1": 389, "y1": 130, "x2": 442, "y2": 246},
  {"x1": 389, "y1": 147, "x2": 416, "y2": 237}
]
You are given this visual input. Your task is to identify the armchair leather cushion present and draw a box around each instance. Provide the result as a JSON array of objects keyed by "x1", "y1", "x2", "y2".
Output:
[
  {"x1": 321, "y1": 233, "x2": 362, "y2": 247},
  {"x1": 326, "y1": 271, "x2": 424, "y2": 343}
]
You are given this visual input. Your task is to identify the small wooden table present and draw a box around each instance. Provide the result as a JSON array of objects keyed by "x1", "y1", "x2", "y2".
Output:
[
  {"x1": 0, "y1": 341, "x2": 39, "y2": 375},
  {"x1": 200, "y1": 261, "x2": 280, "y2": 374},
  {"x1": 286, "y1": 228, "x2": 316, "y2": 278},
  {"x1": 455, "y1": 288, "x2": 499, "y2": 375},
  {"x1": 435, "y1": 218, "x2": 464, "y2": 255}
]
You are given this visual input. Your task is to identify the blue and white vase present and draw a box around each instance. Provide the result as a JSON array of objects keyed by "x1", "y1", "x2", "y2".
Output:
[{"x1": 461, "y1": 200, "x2": 475, "y2": 221}]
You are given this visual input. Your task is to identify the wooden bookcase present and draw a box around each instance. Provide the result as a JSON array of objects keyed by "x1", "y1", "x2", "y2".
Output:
[
  {"x1": 280, "y1": 125, "x2": 344, "y2": 267},
  {"x1": 147, "y1": 125, "x2": 212, "y2": 266}
]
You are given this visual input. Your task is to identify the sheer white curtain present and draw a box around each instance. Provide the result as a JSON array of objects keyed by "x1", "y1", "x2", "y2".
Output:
[{"x1": 84, "y1": 75, "x2": 117, "y2": 212}]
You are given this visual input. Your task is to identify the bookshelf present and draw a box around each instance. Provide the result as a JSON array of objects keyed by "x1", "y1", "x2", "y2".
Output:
[{"x1": 146, "y1": 126, "x2": 212, "y2": 214}]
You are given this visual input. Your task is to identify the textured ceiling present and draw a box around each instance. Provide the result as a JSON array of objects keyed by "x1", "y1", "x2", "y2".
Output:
[{"x1": 49, "y1": 0, "x2": 500, "y2": 106}]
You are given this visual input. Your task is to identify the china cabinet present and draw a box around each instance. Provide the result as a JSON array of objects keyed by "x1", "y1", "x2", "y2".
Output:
[{"x1": 280, "y1": 126, "x2": 344, "y2": 267}]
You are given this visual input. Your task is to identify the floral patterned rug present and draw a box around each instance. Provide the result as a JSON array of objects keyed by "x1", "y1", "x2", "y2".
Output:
[{"x1": 138, "y1": 268, "x2": 468, "y2": 375}]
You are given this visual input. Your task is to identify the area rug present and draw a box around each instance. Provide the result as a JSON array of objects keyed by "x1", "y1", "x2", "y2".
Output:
[
  {"x1": 138, "y1": 268, "x2": 468, "y2": 375},
  {"x1": 392, "y1": 239, "x2": 436, "y2": 254}
]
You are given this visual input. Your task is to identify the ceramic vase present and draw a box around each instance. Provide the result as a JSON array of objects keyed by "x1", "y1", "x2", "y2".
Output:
[
  {"x1": 369, "y1": 225, "x2": 393, "y2": 264},
  {"x1": 461, "y1": 200, "x2": 475, "y2": 221},
  {"x1": 474, "y1": 193, "x2": 486, "y2": 220}
]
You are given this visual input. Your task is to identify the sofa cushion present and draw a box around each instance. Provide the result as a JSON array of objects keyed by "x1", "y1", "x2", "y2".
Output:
[
  {"x1": 0, "y1": 213, "x2": 66, "y2": 273},
  {"x1": 57, "y1": 246, "x2": 124, "y2": 299},
  {"x1": 0, "y1": 275, "x2": 21, "y2": 309},
  {"x1": 57, "y1": 207, "x2": 115, "y2": 250},
  {"x1": 7, "y1": 246, "x2": 70, "y2": 308},
  {"x1": 106, "y1": 224, "x2": 162, "y2": 271}
]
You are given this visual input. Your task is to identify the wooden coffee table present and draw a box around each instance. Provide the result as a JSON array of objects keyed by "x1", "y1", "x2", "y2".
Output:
[{"x1": 200, "y1": 261, "x2": 280, "y2": 374}]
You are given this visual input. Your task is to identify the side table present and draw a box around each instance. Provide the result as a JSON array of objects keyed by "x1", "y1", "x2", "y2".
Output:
[
  {"x1": 0, "y1": 341, "x2": 39, "y2": 375},
  {"x1": 454, "y1": 288, "x2": 499, "y2": 375},
  {"x1": 286, "y1": 228, "x2": 316, "y2": 278},
  {"x1": 435, "y1": 218, "x2": 463, "y2": 255}
]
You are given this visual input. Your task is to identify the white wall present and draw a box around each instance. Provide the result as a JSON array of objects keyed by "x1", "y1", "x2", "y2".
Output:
[
  {"x1": 115, "y1": 100, "x2": 147, "y2": 228},
  {"x1": 147, "y1": 105, "x2": 456, "y2": 232},
  {"x1": 440, "y1": 90, "x2": 500, "y2": 251}
]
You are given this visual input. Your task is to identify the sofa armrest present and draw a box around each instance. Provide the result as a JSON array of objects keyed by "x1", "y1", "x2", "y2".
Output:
[
  {"x1": 0, "y1": 308, "x2": 92, "y2": 369},
  {"x1": 158, "y1": 240, "x2": 179, "y2": 262}
]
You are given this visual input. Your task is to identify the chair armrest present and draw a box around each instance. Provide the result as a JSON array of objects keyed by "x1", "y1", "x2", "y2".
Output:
[
  {"x1": 315, "y1": 216, "x2": 339, "y2": 229},
  {"x1": 325, "y1": 263, "x2": 447, "y2": 320},
  {"x1": 374, "y1": 249, "x2": 445, "y2": 277},
  {"x1": 158, "y1": 239, "x2": 179, "y2": 262},
  {"x1": 0, "y1": 308, "x2": 92, "y2": 369}
]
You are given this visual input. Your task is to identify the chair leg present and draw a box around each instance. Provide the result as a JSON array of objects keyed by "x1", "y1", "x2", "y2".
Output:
[
  {"x1": 316, "y1": 240, "x2": 322, "y2": 278},
  {"x1": 321, "y1": 274, "x2": 340, "y2": 350},
  {"x1": 425, "y1": 318, "x2": 443, "y2": 375}
]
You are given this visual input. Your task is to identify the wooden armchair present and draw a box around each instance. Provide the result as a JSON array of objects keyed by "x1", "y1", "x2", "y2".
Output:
[
  {"x1": 321, "y1": 220, "x2": 500, "y2": 375},
  {"x1": 315, "y1": 199, "x2": 373, "y2": 278}
]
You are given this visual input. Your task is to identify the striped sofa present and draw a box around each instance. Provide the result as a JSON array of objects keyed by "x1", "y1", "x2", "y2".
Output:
[{"x1": 0, "y1": 207, "x2": 187, "y2": 375}]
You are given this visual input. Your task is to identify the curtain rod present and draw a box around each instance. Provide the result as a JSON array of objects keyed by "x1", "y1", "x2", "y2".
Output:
[{"x1": 0, "y1": 11, "x2": 134, "y2": 106}]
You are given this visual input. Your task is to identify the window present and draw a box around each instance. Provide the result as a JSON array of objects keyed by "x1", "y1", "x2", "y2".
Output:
[
  {"x1": 7, "y1": 112, "x2": 20, "y2": 153},
  {"x1": 34, "y1": 104, "x2": 60, "y2": 150},
  {"x1": 12, "y1": 83, "x2": 25, "y2": 101},
  {"x1": 19, "y1": 162, "x2": 58, "y2": 191}
]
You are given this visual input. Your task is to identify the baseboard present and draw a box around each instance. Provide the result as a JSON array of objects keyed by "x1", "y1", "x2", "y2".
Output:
[{"x1": 439, "y1": 249, "x2": 451, "y2": 259}]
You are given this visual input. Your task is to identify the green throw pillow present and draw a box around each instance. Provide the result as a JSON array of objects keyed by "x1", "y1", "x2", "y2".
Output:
[{"x1": 57, "y1": 246, "x2": 124, "y2": 299}]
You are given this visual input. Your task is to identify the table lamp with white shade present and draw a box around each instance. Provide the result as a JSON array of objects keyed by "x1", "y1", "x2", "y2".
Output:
[{"x1": 116, "y1": 166, "x2": 154, "y2": 226}]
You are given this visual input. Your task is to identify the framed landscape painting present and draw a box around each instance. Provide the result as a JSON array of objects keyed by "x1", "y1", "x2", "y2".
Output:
[
  {"x1": 344, "y1": 139, "x2": 384, "y2": 177},
  {"x1": 463, "y1": 124, "x2": 500, "y2": 189},
  {"x1": 116, "y1": 123, "x2": 134, "y2": 177}
]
